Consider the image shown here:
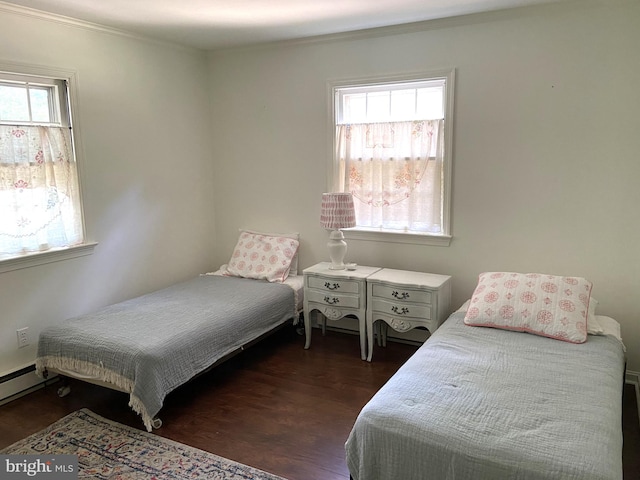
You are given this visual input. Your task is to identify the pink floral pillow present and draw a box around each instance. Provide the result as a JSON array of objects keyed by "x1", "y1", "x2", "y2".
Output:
[
  {"x1": 224, "y1": 232, "x2": 300, "y2": 283},
  {"x1": 464, "y1": 272, "x2": 592, "y2": 344}
]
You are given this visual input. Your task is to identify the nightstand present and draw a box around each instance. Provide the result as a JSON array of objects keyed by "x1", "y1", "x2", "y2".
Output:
[
  {"x1": 303, "y1": 262, "x2": 380, "y2": 360},
  {"x1": 366, "y1": 268, "x2": 451, "y2": 361}
]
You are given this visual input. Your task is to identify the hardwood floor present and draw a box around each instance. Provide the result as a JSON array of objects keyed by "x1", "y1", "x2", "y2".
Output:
[{"x1": 0, "y1": 326, "x2": 638, "y2": 479}]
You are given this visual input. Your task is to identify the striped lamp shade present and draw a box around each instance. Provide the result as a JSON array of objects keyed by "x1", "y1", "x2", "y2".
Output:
[{"x1": 320, "y1": 193, "x2": 356, "y2": 230}]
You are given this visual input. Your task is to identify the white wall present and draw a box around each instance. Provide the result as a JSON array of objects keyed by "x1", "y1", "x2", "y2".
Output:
[
  {"x1": 1, "y1": 0, "x2": 638, "y2": 395},
  {"x1": 0, "y1": 9, "x2": 216, "y2": 382},
  {"x1": 208, "y1": 1, "x2": 640, "y2": 369}
]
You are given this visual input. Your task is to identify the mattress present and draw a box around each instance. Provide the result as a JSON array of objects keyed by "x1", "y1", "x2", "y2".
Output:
[
  {"x1": 207, "y1": 269, "x2": 304, "y2": 313},
  {"x1": 36, "y1": 275, "x2": 298, "y2": 431},
  {"x1": 345, "y1": 311, "x2": 625, "y2": 480}
]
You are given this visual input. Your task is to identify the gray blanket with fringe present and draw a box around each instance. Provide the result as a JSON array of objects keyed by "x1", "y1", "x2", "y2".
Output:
[
  {"x1": 36, "y1": 275, "x2": 296, "y2": 431},
  {"x1": 346, "y1": 311, "x2": 625, "y2": 480}
]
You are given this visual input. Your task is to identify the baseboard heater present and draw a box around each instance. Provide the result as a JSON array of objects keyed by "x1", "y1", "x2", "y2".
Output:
[
  {"x1": 0, "y1": 364, "x2": 55, "y2": 407},
  {"x1": 0, "y1": 364, "x2": 36, "y2": 384}
]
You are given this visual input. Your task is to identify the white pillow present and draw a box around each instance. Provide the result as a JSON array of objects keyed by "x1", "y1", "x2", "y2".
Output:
[
  {"x1": 594, "y1": 315, "x2": 624, "y2": 346},
  {"x1": 464, "y1": 272, "x2": 592, "y2": 344},
  {"x1": 587, "y1": 297, "x2": 603, "y2": 335},
  {"x1": 223, "y1": 231, "x2": 299, "y2": 283},
  {"x1": 240, "y1": 229, "x2": 300, "y2": 276}
]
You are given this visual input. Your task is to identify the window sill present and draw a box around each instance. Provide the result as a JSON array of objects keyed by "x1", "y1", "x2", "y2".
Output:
[
  {"x1": 0, "y1": 242, "x2": 98, "y2": 274},
  {"x1": 343, "y1": 229, "x2": 451, "y2": 246}
]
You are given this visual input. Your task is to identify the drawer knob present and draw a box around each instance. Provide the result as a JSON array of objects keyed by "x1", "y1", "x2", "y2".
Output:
[
  {"x1": 391, "y1": 306, "x2": 410, "y2": 315},
  {"x1": 324, "y1": 282, "x2": 340, "y2": 290},
  {"x1": 324, "y1": 296, "x2": 340, "y2": 305},
  {"x1": 392, "y1": 290, "x2": 410, "y2": 300}
]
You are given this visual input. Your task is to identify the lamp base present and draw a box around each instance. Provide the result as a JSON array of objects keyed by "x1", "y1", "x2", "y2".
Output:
[{"x1": 327, "y1": 229, "x2": 348, "y2": 270}]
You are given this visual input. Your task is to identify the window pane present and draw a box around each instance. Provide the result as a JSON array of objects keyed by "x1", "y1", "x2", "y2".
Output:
[
  {"x1": 0, "y1": 85, "x2": 29, "y2": 122},
  {"x1": 30, "y1": 87, "x2": 52, "y2": 123},
  {"x1": 366, "y1": 91, "x2": 389, "y2": 122},
  {"x1": 390, "y1": 89, "x2": 416, "y2": 120},
  {"x1": 417, "y1": 87, "x2": 444, "y2": 119},
  {"x1": 343, "y1": 93, "x2": 367, "y2": 123}
]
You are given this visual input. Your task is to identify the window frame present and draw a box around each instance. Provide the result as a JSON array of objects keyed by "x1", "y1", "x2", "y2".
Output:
[
  {"x1": 327, "y1": 68, "x2": 455, "y2": 246},
  {"x1": 0, "y1": 60, "x2": 95, "y2": 273}
]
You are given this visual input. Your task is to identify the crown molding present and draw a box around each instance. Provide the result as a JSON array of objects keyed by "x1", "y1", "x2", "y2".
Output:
[
  {"x1": 0, "y1": 0, "x2": 627, "y2": 54},
  {"x1": 0, "y1": 1, "x2": 146, "y2": 41},
  {"x1": 208, "y1": 0, "x2": 606, "y2": 54},
  {"x1": 0, "y1": 1, "x2": 198, "y2": 52}
]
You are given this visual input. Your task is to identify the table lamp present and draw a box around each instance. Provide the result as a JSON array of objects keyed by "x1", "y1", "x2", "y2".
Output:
[{"x1": 320, "y1": 193, "x2": 356, "y2": 270}]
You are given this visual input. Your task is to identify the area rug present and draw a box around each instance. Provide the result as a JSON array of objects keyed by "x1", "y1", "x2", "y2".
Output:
[{"x1": 1, "y1": 409, "x2": 287, "y2": 479}]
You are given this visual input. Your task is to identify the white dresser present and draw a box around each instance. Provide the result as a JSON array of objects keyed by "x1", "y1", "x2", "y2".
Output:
[
  {"x1": 303, "y1": 262, "x2": 380, "y2": 360},
  {"x1": 366, "y1": 268, "x2": 451, "y2": 361}
]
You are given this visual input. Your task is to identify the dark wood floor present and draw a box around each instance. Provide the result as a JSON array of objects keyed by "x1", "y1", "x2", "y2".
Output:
[{"x1": 1, "y1": 326, "x2": 638, "y2": 480}]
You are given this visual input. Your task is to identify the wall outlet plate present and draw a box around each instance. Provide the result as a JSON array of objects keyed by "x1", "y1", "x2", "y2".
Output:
[{"x1": 16, "y1": 327, "x2": 29, "y2": 348}]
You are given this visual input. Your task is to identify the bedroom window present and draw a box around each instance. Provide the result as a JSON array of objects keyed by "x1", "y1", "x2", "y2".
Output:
[
  {"x1": 0, "y1": 68, "x2": 88, "y2": 266},
  {"x1": 329, "y1": 69, "x2": 454, "y2": 246}
]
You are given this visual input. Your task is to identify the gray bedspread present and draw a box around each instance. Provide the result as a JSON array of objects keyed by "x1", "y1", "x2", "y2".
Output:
[
  {"x1": 345, "y1": 311, "x2": 625, "y2": 480},
  {"x1": 36, "y1": 275, "x2": 296, "y2": 431}
]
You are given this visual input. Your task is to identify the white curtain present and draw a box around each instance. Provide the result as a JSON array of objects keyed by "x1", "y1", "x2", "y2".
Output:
[
  {"x1": 336, "y1": 119, "x2": 444, "y2": 234},
  {"x1": 0, "y1": 125, "x2": 84, "y2": 257}
]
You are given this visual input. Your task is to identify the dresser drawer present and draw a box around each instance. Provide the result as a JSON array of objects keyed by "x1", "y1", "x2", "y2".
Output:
[
  {"x1": 307, "y1": 276, "x2": 360, "y2": 294},
  {"x1": 370, "y1": 284, "x2": 432, "y2": 304},
  {"x1": 370, "y1": 298, "x2": 432, "y2": 320},
  {"x1": 306, "y1": 289, "x2": 361, "y2": 309}
]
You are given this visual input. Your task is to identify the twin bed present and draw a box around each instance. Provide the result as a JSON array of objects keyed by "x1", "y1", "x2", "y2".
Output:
[
  {"x1": 346, "y1": 272, "x2": 626, "y2": 480},
  {"x1": 36, "y1": 230, "x2": 302, "y2": 431},
  {"x1": 37, "y1": 258, "x2": 626, "y2": 480}
]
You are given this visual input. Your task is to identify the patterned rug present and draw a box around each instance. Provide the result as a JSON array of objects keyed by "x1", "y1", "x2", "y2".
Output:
[{"x1": 1, "y1": 409, "x2": 287, "y2": 479}]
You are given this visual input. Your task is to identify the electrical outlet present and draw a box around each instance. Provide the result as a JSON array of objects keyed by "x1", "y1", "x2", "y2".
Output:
[{"x1": 16, "y1": 327, "x2": 29, "y2": 348}]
